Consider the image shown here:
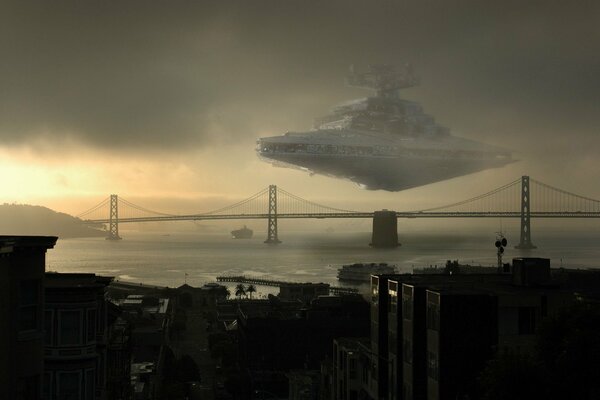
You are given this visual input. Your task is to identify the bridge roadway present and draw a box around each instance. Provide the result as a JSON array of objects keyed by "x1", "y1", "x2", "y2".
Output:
[
  {"x1": 86, "y1": 211, "x2": 600, "y2": 224},
  {"x1": 79, "y1": 176, "x2": 600, "y2": 247}
]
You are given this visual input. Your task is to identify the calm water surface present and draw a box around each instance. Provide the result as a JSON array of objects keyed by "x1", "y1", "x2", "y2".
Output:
[{"x1": 46, "y1": 228, "x2": 600, "y2": 291}]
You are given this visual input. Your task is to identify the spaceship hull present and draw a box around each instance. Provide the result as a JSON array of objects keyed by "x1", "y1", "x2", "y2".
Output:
[
  {"x1": 261, "y1": 153, "x2": 513, "y2": 191},
  {"x1": 256, "y1": 64, "x2": 513, "y2": 190}
]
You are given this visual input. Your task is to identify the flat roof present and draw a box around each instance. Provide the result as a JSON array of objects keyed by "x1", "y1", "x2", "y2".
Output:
[
  {"x1": 0, "y1": 235, "x2": 58, "y2": 253},
  {"x1": 45, "y1": 272, "x2": 113, "y2": 288}
]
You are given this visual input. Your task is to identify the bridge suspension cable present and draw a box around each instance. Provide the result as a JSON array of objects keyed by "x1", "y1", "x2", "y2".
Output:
[
  {"x1": 77, "y1": 176, "x2": 600, "y2": 225},
  {"x1": 118, "y1": 197, "x2": 177, "y2": 217},
  {"x1": 414, "y1": 178, "x2": 522, "y2": 213},
  {"x1": 76, "y1": 197, "x2": 110, "y2": 219},
  {"x1": 277, "y1": 187, "x2": 359, "y2": 214},
  {"x1": 199, "y1": 187, "x2": 270, "y2": 216},
  {"x1": 530, "y1": 178, "x2": 600, "y2": 213}
]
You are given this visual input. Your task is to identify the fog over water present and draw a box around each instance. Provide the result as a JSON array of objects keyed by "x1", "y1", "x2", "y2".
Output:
[{"x1": 46, "y1": 225, "x2": 600, "y2": 289}]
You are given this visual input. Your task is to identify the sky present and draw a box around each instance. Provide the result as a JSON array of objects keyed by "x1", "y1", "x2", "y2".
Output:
[{"x1": 1, "y1": 1, "x2": 599, "y2": 218}]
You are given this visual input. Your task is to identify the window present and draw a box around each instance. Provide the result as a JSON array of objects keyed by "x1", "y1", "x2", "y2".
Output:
[
  {"x1": 16, "y1": 375, "x2": 40, "y2": 400},
  {"x1": 518, "y1": 307, "x2": 536, "y2": 335},
  {"x1": 19, "y1": 280, "x2": 40, "y2": 331},
  {"x1": 403, "y1": 339, "x2": 413, "y2": 364},
  {"x1": 402, "y1": 296, "x2": 413, "y2": 321},
  {"x1": 45, "y1": 310, "x2": 53, "y2": 345},
  {"x1": 389, "y1": 332, "x2": 397, "y2": 354},
  {"x1": 426, "y1": 303, "x2": 440, "y2": 331},
  {"x1": 371, "y1": 283, "x2": 379, "y2": 305},
  {"x1": 389, "y1": 282, "x2": 398, "y2": 313},
  {"x1": 86, "y1": 309, "x2": 97, "y2": 342},
  {"x1": 390, "y1": 292, "x2": 397, "y2": 314},
  {"x1": 427, "y1": 351, "x2": 439, "y2": 380},
  {"x1": 84, "y1": 369, "x2": 95, "y2": 400},
  {"x1": 43, "y1": 372, "x2": 52, "y2": 400},
  {"x1": 60, "y1": 311, "x2": 82, "y2": 345},
  {"x1": 58, "y1": 371, "x2": 80, "y2": 400},
  {"x1": 403, "y1": 383, "x2": 413, "y2": 400},
  {"x1": 349, "y1": 358, "x2": 357, "y2": 379},
  {"x1": 541, "y1": 295, "x2": 548, "y2": 317}
]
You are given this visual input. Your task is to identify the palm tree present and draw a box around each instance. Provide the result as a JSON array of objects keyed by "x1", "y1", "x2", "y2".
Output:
[
  {"x1": 235, "y1": 284, "x2": 246, "y2": 300},
  {"x1": 246, "y1": 284, "x2": 256, "y2": 299}
]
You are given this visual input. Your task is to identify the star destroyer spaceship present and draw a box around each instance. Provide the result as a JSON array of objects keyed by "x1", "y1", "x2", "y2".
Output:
[{"x1": 256, "y1": 64, "x2": 513, "y2": 191}]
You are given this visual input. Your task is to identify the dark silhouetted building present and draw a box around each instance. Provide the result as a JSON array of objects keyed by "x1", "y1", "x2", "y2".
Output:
[
  {"x1": 106, "y1": 314, "x2": 132, "y2": 400},
  {"x1": 287, "y1": 369, "x2": 320, "y2": 400},
  {"x1": 279, "y1": 282, "x2": 330, "y2": 303},
  {"x1": 177, "y1": 282, "x2": 229, "y2": 308},
  {"x1": 425, "y1": 288, "x2": 498, "y2": 400},
  {"x1": 373, "y1": 258, "x2": 579, "y2": 400},
  {"x1": 0, "y1": 235, "x2": 57, "y2": 400},
  {"x1": 231, "y1": 294, "x2": 369, "y2": 397},
  {"x1": 120, "y1": 293, "x2": 172, "y2": 399},
  {"x1": 43, "y1": 272, "x2": 114, "y2": 400},
  {"x1": 331, "y1": 337, "x2": 368, "y2": 400}
]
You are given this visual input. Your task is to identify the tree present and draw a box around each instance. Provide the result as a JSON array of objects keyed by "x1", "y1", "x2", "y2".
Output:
[
  {"x1": 246, "y1": 284, "x2": 256, "y2": 299},
  {"x1": 479, "y1": 352, "x2": 543, "y2": 400},
  {"x1": 235, "y1": 283, "x2": 246, "y2": 299},
  {"x1": 535, "y1": 302, "x2": 600, "y2": 400}
]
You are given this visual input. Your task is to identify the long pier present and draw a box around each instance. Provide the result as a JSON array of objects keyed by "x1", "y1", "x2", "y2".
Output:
[{"x1": 216, "y1": 275, "x2": 358, "y2": 295}]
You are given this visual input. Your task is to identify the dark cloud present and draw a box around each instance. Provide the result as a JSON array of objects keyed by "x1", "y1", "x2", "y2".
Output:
[{"x1": 1, "y1": 1, "x2": 599, "y2": 155}]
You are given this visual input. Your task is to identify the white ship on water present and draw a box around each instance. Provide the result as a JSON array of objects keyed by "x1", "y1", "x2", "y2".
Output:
[
  {"x1": 231, "y1": 225, "x2": 253, "y2": 239},
  {"x1": 257, "y1": 64, "x2": 513, "y2": 191},
  {"x1": 337, "y1": 263, "x2": 397, "y2": 283}
]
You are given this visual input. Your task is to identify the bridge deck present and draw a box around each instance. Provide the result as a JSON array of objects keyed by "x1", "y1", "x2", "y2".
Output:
[{"x1": 85, "y1": 211, "x2": 600, "y2": 224}]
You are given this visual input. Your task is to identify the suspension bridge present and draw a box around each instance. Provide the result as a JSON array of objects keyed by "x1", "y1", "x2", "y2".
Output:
[{"x1": 76, "y1": 176, "x2": 600, "y2": 249}]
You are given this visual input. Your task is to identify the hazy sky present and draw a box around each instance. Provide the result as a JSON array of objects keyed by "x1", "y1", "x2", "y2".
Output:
[{"x1": 1, "y1": 1, "x2": 599, "y2": 217}]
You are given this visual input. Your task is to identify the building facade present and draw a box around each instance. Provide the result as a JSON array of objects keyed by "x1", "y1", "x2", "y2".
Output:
[
  {"x1": 43, "y1": 273, "x2": 114, "y2": 400},
  {"x1": 0, "y1": 236, "x2": 57, "y2": 400}
]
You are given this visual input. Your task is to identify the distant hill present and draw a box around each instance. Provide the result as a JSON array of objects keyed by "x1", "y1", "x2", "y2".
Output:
[{"x1": 0, "y1": 203, "x2": 106, "y2": 238}]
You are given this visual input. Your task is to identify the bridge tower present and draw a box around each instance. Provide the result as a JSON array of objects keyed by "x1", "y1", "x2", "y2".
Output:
[
  {"x1": 515, "y1": 176, "x2": 536, "y2": 249},
  {"x1": 264, "y1": 185, "x2": 281, "y2": 244},
  {"x1": 370, "y1": 210, "x2": 400, "y2": 248},
  {"x1": 107, "y1": 194, "x2": 122, "y2": 241}
]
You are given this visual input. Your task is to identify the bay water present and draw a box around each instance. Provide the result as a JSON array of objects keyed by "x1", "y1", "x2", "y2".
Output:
[{"x1": 46, "y1": 226, "x2": 600, "y2": 294}]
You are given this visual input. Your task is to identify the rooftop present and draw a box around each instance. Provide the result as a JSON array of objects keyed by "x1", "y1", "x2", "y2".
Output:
[
  {"x1": 0, "y1": 235, "x2": 57, "y2": 253},
  {"x1": 45, "y1": 272, "x2": 113, "y2": 288}
]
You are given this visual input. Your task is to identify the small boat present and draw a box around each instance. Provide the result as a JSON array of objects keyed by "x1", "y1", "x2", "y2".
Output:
[{"x1": 231, "y1": 225, "x2": 253, "y2": 239}]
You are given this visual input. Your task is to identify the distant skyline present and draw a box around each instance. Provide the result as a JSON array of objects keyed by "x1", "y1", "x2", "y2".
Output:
[{"x1": 1, "y1": 1, "x2": 599, "y2": 216}]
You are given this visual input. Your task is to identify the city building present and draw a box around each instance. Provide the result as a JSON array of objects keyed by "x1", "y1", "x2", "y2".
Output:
[
  {"x1": 279, "y1": 282, "x2": 330, "y2": 303},
  {"x1": 369, "y1": 274, "x2": 398, "y2": 399},
  {"x1": 331, "y1": 337, "x2": 363, "y2": 400},
  {"x1": 373, "y1": 258, "x2": 582, "y2": 400},
  {"x1": 287, "y1": 369, "x2": 320, "y2": 400},
  {"x1": 390, "y1": 274, "x2": 506, "y2": 400},
  {"x1": 425, "y1": 287, "x2": 498, "y2": 400},
  {"x1": 399, "y1": 282, "x2": 429, "y2": 400},
  {"x1": 43, "y1": 272, "x2": 114, "y2": 400},
  {"x1": 120, "y1": 293, "x2": 173, "y2": 400},
  {"x1": 177, "y1": 282, "x2": 229, "y2": 308},
  {"x1": 0, "y1": 235, "x2": 57, "y2": 400},
  {"x1": 106, "y1": 315, "x2": 132, "y2": 400}
]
